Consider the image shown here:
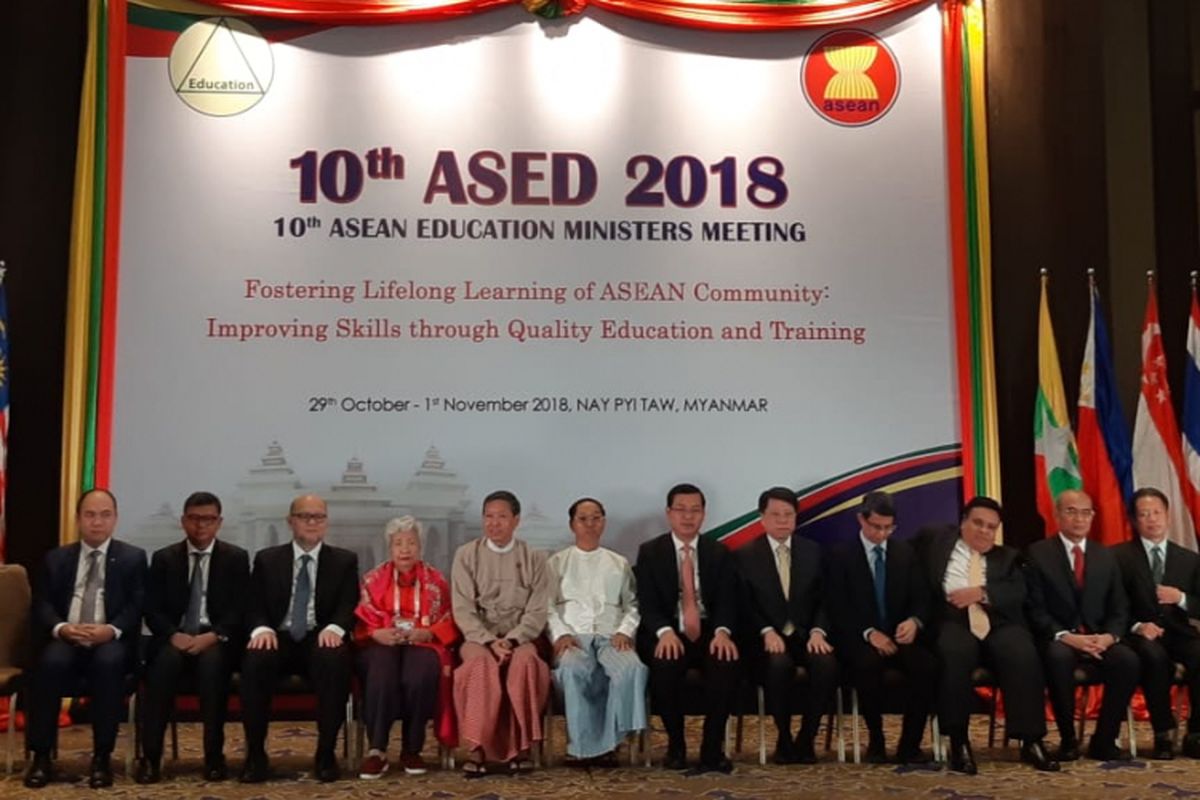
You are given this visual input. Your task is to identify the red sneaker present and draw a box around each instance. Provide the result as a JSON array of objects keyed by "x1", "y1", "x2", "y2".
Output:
[
  {"x1": 358, "y1": 753, "x2": 388, "y2": 780},
  {"x1": 399, "y1": 753, "x2": 428, "y2": 775}
]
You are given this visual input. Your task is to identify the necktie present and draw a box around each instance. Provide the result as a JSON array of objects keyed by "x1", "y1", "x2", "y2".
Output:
[
  {"x1": 291, "y1": 554, "x2": 313, "y2": 642},
  {"x1": 872, "y1": 545, "x2": 887, "y2": 625},
  {"x1": 680, "y1": 544, "x2": 701, "y2": 642},
  {"x1": 1151, "y1": 545, "x2": 1165, "y2": 585},
  {"x1": 967, "y1": 548, "x2": 991, "y2": 639},
  {"x1": 184, "y1": 552, "x2": 205, "y2": 634},
  {"x1": 776, "y1": 543, "x2": 791, "y2": 600},
  {"x1": 1072, "y1": 545, "x2": 1085, "y2": 589},
  {"x1": 777, "y1": 543, "x2": 795, "y2": 636},
  {"x1": 79, "y1": 550, "x2": 102, "y2": 624}
]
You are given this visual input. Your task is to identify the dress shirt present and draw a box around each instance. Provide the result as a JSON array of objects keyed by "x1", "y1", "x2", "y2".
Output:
[
  {"x1": 1053, "y1": 533, "x2": 1089, "y2": 641},
  {"x1": 759, "y1": 535, "x2": 827, "y2": 639},
  {"x1": 55, "y1": 538, "x2": 122, "y2": 641},
  {"x1": 186, "y1": 540, "x2": 215, "y2": 628},
  {"x1": 1131, "y1": 536, "x2": 1188, "y2": 634},
  {"x1": 547, "y1": 545, "x2": 640, "y2": 641},
  {"x1": 654, "y1": 533, "x2": 730, "y2": 639},
  {"x1": 942, "y1": 537, "x2": 987, "y2": 594},
  {"x1": 249, "y1": 540, "x2": 345, "y2": 641}
]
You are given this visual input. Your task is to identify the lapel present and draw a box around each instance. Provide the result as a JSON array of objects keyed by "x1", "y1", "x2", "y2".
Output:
[
  {"x1": 1163, "y1": 541, "x2": 1186, "y2": 587},
  {"x1": 314, "y1": 544, "x2": 334, "y2": 618},
  {"x1": 1049, "y1": 539, "x2": 1079, "y2": 606},
  {"x1": 103, "y1": 540, "x2": 122, "y2": 616},
  {"x1": 884, "y1": 541, "x2": 902, "y2": 615},
  {"x1": 1081, "y1": 544, "x2": 1105, "y2": 611},
  {"x1": 660, "y1": 534, "x2": 681, "y2": 601},
  {"x1": 1129, "y1": 541, "x2": 1156, "y2": 596},
  {"x1": 275, "y1": 544, "x2": 295, "y2": 612},
  {"x1": 757, "y1": 536, "x2": 784, "y2": 602},
  {"x1": 60, "y1": 543, "x2": 82, "y2": 613},
  {"x1": 933, "y1": 532, "x2": 957, "y2": 584}
]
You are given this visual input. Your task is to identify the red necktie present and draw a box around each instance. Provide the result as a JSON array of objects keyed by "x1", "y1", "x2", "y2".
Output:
[
  {"x1": 680, "y1": 544, "x2": 701, "y2": 642},
  {"x1": 1072, "y1": 544, "x2": 1085, "y2": 589}
]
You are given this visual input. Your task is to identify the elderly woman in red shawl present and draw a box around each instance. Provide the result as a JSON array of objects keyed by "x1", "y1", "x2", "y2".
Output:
[{"x1": 354, "y1": 516, "x2": 459, "y2": 779}]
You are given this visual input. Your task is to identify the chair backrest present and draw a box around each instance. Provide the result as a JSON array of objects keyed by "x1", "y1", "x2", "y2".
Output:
[{"x1": 0, "y1": 564, "x2": 32, "y2": 668}]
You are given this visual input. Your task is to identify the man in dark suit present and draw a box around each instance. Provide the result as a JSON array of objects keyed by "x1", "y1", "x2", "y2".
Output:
[
  {"x1": 1025, "y1": 489, "x2": 1138, "y2": 762},
  {"x1": 23, "y1": 489, "x2": 146, "y2": 790},
  {"x1": 735, "y1": 486, "x2": 836, "y2": 765},
  {"x1": 136, "y1": 491, "x2": 250, "y2": 783},
  {"x1": 635, "y1": 483, "x2": 740, "y2": 774},
  {"x1": 918, "y1": 496, "x2": 1059, "y2": 773},
  {"x1": 1114, "y1": 487, "x2": 1200, "y2": 759},
  {"x1": 826, "y1": 490, "x2": 936, "y2": 765},
  {"x1": 238, "y1": 494, "x2": 359, "y2": 783}
]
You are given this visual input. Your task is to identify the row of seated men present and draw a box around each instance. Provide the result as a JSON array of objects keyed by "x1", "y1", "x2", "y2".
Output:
[{"x1": 20, "y1": 481, "x2": 1200, "y2": 788}]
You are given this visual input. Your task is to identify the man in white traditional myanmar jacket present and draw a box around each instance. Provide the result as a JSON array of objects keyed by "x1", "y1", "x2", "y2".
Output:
[{"x1": 547, "y1": 497, "x2": 648, "y2": 762}]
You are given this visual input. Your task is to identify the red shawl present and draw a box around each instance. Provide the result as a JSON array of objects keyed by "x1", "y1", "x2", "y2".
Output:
[{"x1": 355, "y1": 560, "x2": 459, "y2": 746}]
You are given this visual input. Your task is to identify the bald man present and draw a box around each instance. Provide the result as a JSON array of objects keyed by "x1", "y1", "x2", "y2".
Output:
[
  {"x1": 1025, "y1": 489, "x2": 1138, "y2": 762},
  {"x1": 239, "y1": 495, "x2": 359, "y2": 783}
]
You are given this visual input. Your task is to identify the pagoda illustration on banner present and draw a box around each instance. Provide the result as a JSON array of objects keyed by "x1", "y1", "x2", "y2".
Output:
[{"x1": 133, "y1": 441, "x2": 575, "y2": 574}]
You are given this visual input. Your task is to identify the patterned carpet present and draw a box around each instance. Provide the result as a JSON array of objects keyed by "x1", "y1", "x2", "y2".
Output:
[{"x1": 6, "y1": 716, "x2": 1200, "y2": 799}]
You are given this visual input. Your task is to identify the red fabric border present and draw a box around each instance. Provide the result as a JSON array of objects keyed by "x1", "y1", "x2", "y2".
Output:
[
  {"x1": 97, "y1": 0, "x2": 129, "y2": 487},
  {"x1": 941, "y1": 0, "x2": 974, "y2": 499},
  {"x1": 155, "y1": 0, "x2": 927, "y2": 29}
]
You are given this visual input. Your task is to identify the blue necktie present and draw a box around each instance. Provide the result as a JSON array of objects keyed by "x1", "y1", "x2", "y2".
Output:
[
  {"x1": 872, "y1": 545, "x2": 887, "y2": 625},
  {"x1": 291, "y1": 554, "x2": 312, "y2": 642}
]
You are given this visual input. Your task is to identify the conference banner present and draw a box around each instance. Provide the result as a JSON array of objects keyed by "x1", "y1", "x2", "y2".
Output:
[{"x1": 71, "y1": 0, "x2": 987, "y2": 568}]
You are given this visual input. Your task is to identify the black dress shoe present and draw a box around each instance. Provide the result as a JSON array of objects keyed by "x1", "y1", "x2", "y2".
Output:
[
  {"x1": 1184, "y1": 732, "x2": 1200, "y2": 759},
  {"x1": 794, "y1": 738, "x2": 818, "y2": 765},
  {"x1": 88, "y1": 754, "x2": 114, "y2": 789},
  {"x1": 865, "y1": 735, "x2": 888, "y2": 764},
  {"x1": 315, "y1": 753, "x2": 341, "y2": 783},
  {"x1": 687, "y1": 756, "x2": 733, "y2": 775},
  {"x1": 773, "y1": 738, "x2": 800, "y2": 765},
  {"x1": 239, "y1": 753, "x2": 270, "y2": 784},
  {"x1": 204, "y1": 755, "x2": 229, "y2": 781},
  {"x1": 663, "y1": 742, "x2": 688, "y2": 770},
  {"x1": 23, "y1": 754, "x2": 53, "y2": 789},
  {"x1": 1020, "y1": 739, "x2": 1061, "y2": 772},
  {"x1": 1086, "y1": 739, "x2": 1130, "y2": 762},
  {"x1": 1056, "y1": 738, "x2": 1080, "y2": 762},
  {"x1": 135, "y1": 757, "x2": 162, "y2": 784},
  {"x1": 948, "y1": 739, "x2": 977, "y2": 775},
  {"x1": 1152, "y1": 736, "x2": 1175, "y2": 760},
  {"x1": 895, "y1": 747, "x2": 934, "y2": 766}
]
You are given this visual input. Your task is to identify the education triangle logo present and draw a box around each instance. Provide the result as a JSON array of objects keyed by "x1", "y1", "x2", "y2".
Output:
[
  {"x1": 801, "y1": 29, "x2": 900, "y2": 127},
  {"x1": 168, "y1": 17, "x2": 274, "y2": 117}
]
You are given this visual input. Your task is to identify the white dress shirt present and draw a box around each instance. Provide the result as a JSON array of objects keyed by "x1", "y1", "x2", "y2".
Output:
[
  {"x1": 547, "y1": 545, "x2": 640, "y2": 641},
  {"x1": 55, "y1": 538, "x2": 122, "y2": 642}
]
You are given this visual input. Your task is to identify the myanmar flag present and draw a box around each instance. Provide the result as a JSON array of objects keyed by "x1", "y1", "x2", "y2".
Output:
[{"x1": 1034, "y1": 275, "x2": 1081, "y2": 535}]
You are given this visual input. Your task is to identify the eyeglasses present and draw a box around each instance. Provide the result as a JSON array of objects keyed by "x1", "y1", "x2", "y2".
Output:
[
  {"x1": 291, "y1": 512, "x2": 328, "y2": 523},
  {"x1": 1061, "y1": 507, "x2": 1095, "y2": 518},
  {"x1": 574, "y1": 514, "x2": 605, "y2": 524},
  {"x1": 184, "y1": 514, "x2": 221, "y2": 526}
]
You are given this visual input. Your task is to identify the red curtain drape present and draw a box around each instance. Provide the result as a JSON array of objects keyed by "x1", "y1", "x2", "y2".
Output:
[{"x1": 175, "y1": 0, "x2": 930, "y2": 30}]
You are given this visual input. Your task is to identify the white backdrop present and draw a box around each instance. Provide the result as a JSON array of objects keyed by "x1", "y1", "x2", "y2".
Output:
[{"x1": 112, "y1": 2, "x2": 956, "y2": 570}]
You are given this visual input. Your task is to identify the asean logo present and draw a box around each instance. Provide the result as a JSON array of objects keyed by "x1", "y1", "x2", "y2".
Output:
[{"x1": 801, "y1": 29, "x2": 899, "y2": 127}]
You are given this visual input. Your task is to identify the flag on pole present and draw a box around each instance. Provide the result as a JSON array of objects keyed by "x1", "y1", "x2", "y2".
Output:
[
  {"x1": 1034, "y1": 272, "x2": 1082, "y2": 535},
  {"x1": 1076, "y1": 277, "x2": 1133, "y2": 545},
  {"x1": 1182, "y1": 278, "x2": 1200, "y2": 542},
  {"x1": 1132, "y1": 281, "x2": 1198, "y2": 550},
  {"x1": 0, "y1": 262, "x2": 8, "y2": 563}
]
